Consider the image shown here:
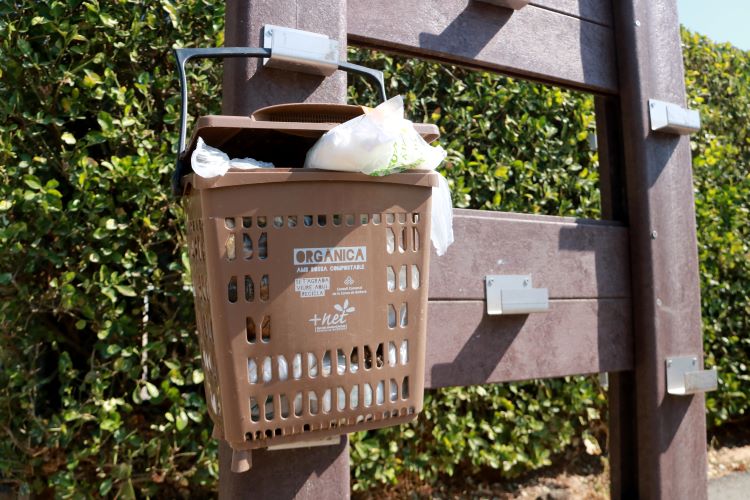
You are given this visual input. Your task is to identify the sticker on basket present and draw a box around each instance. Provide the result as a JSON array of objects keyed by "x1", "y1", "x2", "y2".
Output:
[
  {"x1": 293, "y1": 246, "x2": 366, "y2": 273},
  {"x1": 332, "y1": 275, "x2": 368, "y2": 297},
  {"x1": 294, "y1": 277, "x2": 331, "y2": 298},
  {"x1": 308, "y1": 299, "x2": 356, "y2": 333}
]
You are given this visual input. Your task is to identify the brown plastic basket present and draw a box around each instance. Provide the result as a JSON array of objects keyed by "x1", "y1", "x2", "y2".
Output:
[
  {"x1": 174, "y1": 48, "x2": 441, "y2": 462},
  {"x1": 183, "y1": 168, "x2": 437, "y2": 453}
]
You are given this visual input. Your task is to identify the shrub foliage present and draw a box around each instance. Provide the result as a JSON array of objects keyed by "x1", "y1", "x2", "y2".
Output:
[{"x1": 0, "y1": 1, "x2": 747, "y2": 495}]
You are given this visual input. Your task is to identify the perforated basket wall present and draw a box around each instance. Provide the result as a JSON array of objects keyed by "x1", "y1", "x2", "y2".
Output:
[{"x1": 184, "y1": 169, "x2": 436, "y2": 451}]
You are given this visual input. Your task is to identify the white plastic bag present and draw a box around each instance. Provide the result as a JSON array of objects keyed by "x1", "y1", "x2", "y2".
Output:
[
  {"x1": 191, "y1": 137, "x2": 274, "y2": 178},
  {"x1": 304, "y1": 96, "x2": 454, "y2": 255}
]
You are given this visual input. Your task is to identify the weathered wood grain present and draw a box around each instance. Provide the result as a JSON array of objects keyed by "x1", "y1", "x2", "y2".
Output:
[
  {"x1": 429, "y1": 210, "x2": 630, "y2": 300},
  {"x1": 347, "y1": 0, "x2": 617, "y2": 94},
  {"x1": 425, "y1": 298, "x2": 632, "y2": 388},
  {"x1": 610, "y1": 1, "x2": 709, "y2": 498},
  {"x1": 218, "y1": 438, "x2": 350, "y2": 498},
  {"x1": 223, "y1": 0, "x2": 347, "y2": 115},
  {"x1": 219, "y1": 1, "x2": 350, "y2": 498}
]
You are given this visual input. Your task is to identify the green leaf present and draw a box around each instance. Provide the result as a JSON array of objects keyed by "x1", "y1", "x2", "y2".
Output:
[
  {"x1": 114, "y1": 284, "x2": 137, "y2": 297},
  {"x1": 175, "y1": 409, "x2": 188, "y2": 431},
  {"x1": 61, "y1": 132, "x2": 76, "y2": 144},
  {"x1": 145, "y1": 381, "x2": 159, "y2": 399},
  {"x1": 97, "y1": 111, "x2": 114, "y2": 132},
  {"x1": 83, "y1": 69, "x2": 102, "y2": 88}
]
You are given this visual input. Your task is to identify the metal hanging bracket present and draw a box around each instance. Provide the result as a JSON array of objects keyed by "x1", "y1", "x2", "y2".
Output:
[
  {"x1": 262, "y1": 25, "x2": 340, "y2": 76},
  {"x1": 172, "y1": 44, "x2": 387, "y2": 195},
  {"x1": 648, "y1": 99, "x2": 701, "y2": 135},
  {"x1": 485, "y1": 275, "x2": 549, "y2": 315},
  {"x1": 666, "y1": 356, "x2": 718, "y2": 396}
]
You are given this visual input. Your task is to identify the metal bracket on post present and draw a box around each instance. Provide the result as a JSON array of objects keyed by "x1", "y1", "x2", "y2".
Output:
[
  {"x1": 262, "y1": 25, "x2": 339, "y2": 76},
  {"x1": 648, "y1": 99, "x2": 701, "y2": 135},
  {"x1": 666, "y1": 356, "x2": 718, "y2": 396},
  {"x1": 474, "y1": 0, "x2": 529, "y2": 9},
  {"x1": 485, "y1": 275, "x2": 549, "y2": 315}
]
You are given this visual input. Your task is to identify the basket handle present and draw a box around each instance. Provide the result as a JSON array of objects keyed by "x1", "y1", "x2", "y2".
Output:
[{"x1": 173, "y1": 47, "x2": 387, "y2": 193}]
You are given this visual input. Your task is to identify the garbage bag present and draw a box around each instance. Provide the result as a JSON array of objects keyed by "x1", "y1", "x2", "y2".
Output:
[
  {"x1": 304, "y1": 95, "x2": 454, "y2": 255},
  {"x1": 191, "y1": 137, "x2": 274, "y2": 178}
]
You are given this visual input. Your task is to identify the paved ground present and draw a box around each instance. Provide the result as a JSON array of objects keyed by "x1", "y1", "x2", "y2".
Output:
[{"x1": 709, "y1": 471, "x2": 750, "y2": 500}]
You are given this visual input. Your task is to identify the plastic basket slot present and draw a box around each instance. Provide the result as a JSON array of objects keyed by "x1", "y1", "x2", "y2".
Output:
[
  {"x1": 242, "y1": 277, "x2": 253, "y2": 302},
  {"x1": 336, "y1": 349, "x2": 346, "y2": 375},
  {"x1": 277, "y1": 355, "x2": 288, "y2": 381},
  {"x1": 292, "y1": 353, "x2": 302, "y2": 380},
  {"x1": 308, "y1": 391, "x2": 319, "y2": 415},
  {"x1": 388, "y1": 342, "x2": 397, "y2": 366},
  {"x1": 350, "y1": 385, "x2": 359, "y2": 409},
  {"x1": 246, "y1": 317, "x2": 256, "y2": 343},
  {"x1": 280, "y1": 394, "x2": 290, "y2": 418},
  {"x1": 307, "y1": 352, "x2": 319, "y2": 378},
  {"x1": 264, "y1": 395, "x2": 274, "y2": 421},
  {"x1": 262, "y1": 356, "x2": 272, "y2": 383},
  {"x1": 322, "y1": 350, "x2": 332, "y2": 377},
  {"x1": 386, "y1": 267, "x2": 395, "y2": 292},
  {"x1": 386, "y1": 228, "x2": 395, "y2": 254},
  {"x1": 336, "y1": 386, "x2": 346, "y2": 412},
  {"x1": 250, "y1": 397, "x2": 260, "y2": 422},
  {"x1": 248, "y1": 358, "x2": 258, "y2": 384},
  {"x1": 363, "y1": 383, "x2": 373, "y2": 408},
  {"x1": 322, "y1": 389, "x2": 332, "y2": 413},
  {"x1": 363, "y1": 345, "x2": 373, "y2": 370},
  {"x1": 261, "y1": 315, "x2": 271, "y2": 342},
  {"x1": 228, "y1": 277, "x2": 238, "y2": 303},
  {"x1": 398, "y1": 265, "x2": 407, "y2": 291},
  {"x1": 349, "y1": 347, "x2": 359, "y2": 373},
  {"x1": 243, "y1": 234, "x2": 253, "y2": 260},
  {"x1": 294, "y1": 392, "x2": 303, "y2": 416},
  {"x1": 225, "y1": 233, "x2": 236, "y2": 261},
  {"x1": 258, "y1": 233, "x2": 268, "y2": 260}
]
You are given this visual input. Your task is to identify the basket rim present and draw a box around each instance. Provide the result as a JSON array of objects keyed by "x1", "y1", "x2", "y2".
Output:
[{"x1": 182, "y1": 168, "x2": 440, "y2": 193}]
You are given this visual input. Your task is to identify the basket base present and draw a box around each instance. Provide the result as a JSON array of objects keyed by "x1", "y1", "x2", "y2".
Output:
[{"x1": 223, "y1": 411, "x2": 419, "y2": 452}]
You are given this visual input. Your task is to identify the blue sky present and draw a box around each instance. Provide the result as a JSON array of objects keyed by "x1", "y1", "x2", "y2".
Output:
[{"x1": 678, "y1": 0, "x2": 750, "y2": 50}]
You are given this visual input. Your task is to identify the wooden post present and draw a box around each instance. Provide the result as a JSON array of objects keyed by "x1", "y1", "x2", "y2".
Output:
[
  {"x1": 610, "y1": 1, "x2": 709, "y2": 497},
  {"x1": 219, "y1": 1, "x2": 350, "y2": 497}
]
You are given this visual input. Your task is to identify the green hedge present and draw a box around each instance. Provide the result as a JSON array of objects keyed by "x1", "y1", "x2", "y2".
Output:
[{"x1": 0, "y1": 0, "x2": 747, "y2": 495}]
